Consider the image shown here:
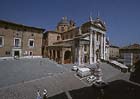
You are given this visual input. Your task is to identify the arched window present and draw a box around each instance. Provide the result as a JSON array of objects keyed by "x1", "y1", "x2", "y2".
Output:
[
  {"x1": 57, "y1": 36, "x2": 60, "y2": 40},
  {"x1": 61, "y1": 27, "x2": 65, "y2": 32}
]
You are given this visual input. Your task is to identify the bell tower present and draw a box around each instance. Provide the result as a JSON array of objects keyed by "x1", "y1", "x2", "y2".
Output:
[{"x1": 69, "y1": 20, "x2": 76, "y2": 30}]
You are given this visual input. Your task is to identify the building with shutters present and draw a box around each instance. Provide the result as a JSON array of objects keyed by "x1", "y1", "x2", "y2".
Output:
[
  {"x1": 120, "y1": 44, "x2": 140, "y2": 66},
  {"x1": 0, "y1": 20, "x2": 45, "y2": 59}
]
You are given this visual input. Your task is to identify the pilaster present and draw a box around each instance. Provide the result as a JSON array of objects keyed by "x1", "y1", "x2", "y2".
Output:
[{"x1": 103, "y1": 35, "x2": 106, "y2": 60}]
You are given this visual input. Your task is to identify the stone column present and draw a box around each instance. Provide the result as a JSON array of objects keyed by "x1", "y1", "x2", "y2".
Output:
[
  {"x1": 103, "y1": 35, "x2": 106, "y2": 60},
  {"x1": 48, "y1": 49, "x2": 50, "y2": 58},
  {"x1": 74, "y1": 40, "x2": 79, "y2": 64},
  {"x1": 51, "y1": 50, "x2": 54, "y2": 60},
  {"x1": 50, "y1": 50, "x2": 52, "y2": 59},
  {"x1": 78, "y1": 44, "x2": 82, "y2": 65},
  {"x1": 100, "y1": 34, "x2": 104, "y2": 59},
  {"x1": 93, "y1": 31, "x2": 97, "y2": 63},
  {"x1": 89, "y1": 27, "x2": 93, "y2": 64},
  {"x1": 55, "y1": 50, "x2": 57, "y2": 62},
  {"x1": 61, "y1": 49, "x2": 64, "y2": 64},
  {"x1": 81, "y1": 45, "x2": 85, "y2": 64},
  {"x1": 49, "y1": 49, "x2": 52, "y2": 59},
  {"x1": 74, "y1": 47, "x2": 77, "y2": 64}
]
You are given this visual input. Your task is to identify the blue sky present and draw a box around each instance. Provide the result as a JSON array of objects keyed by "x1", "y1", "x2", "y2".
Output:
[{"x1": 0, "y1": 0, "x2": 140, "y2": 47}]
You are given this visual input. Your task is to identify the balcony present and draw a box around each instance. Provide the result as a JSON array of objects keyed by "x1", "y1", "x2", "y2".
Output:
[{"x1": 13, "y1": 45, "x2": 21, "y2": 49}]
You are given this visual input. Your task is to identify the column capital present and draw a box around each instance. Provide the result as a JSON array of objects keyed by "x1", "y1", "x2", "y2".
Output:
[{"x1": 79, "y1": 44, "x2": 82, "y2": 47}]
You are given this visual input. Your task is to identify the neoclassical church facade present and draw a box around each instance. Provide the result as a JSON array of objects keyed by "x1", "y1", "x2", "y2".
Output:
[{"x1": 43, "y1": 17, "x2": 109, "y2": 64}]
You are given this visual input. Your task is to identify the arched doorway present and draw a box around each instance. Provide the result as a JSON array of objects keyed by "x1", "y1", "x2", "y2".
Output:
[{"x1": 64, "y1": 50, "x2": 71, "y2": 64}]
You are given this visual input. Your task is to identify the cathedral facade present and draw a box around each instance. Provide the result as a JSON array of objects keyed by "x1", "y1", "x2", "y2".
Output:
[{"x1": 43, "y1": 17, "x2": 109, "y2": 64}]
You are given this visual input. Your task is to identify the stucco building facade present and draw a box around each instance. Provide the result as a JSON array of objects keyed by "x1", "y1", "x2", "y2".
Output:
[
  {"x1": 0, "y1": 20, "x2": 45, "y2": 59},
  {"x1": 120, "y1": 44, "x2": 140, "y2": 66},
  {"x1": 109, "y1": 45, "x2": 119, "y2": 59},
  {"x1": 43, "y1": 17, "x2": 109, "y2": 64}
]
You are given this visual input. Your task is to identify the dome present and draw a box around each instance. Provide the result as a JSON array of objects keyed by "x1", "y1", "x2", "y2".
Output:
[{"x1": 58, "y1": 17, "x2": 69, "y2": 25}]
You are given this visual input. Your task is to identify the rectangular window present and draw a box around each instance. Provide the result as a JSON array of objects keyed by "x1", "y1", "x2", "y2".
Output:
[
  {"x1": 66, "y1": 35, "x2": 68, "y2": 39},
  {"x1": 0, "y1": 36, "x2": 4, "y2": 47},
  {"x1": 57, "y1": 36, "x2": 60, "y2": 40},
  {"x1": 62, "y1": 36, "x2": 64, "y2": 40},
  {"x1": 5, "y1": 51, "x2": 10, "y2": 55},
  {"x1": 61, "y1": 27, "x2": 65, "y2": 32},
  {"x1": 84, "y1": 45, "x2": 87, "y2": 51},
  {"x1": 28, "y1": 39, "x2": 34, "y2": 48},
  {"x1": 14, "y1": 38, "x2": 21, "y2": 47},
  {"x1": 70, "y1": 34, "x2": 73, "y2": 38}
]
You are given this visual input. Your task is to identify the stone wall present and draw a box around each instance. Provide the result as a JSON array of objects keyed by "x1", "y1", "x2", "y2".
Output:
[
  {"x1": 0, "y1": 21, "x2": 44, "y2": 58},
  {"x1": 47, "y1": 32, "x2": 61, "y2": 46}
]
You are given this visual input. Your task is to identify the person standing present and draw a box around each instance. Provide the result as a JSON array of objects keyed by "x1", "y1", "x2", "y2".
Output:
[
  {"x1": 43, "y1": 89, "x2": 48, "y2": 99},
  {"x1": 37, "y1": 90, "x2": 41, "y2": 99}
]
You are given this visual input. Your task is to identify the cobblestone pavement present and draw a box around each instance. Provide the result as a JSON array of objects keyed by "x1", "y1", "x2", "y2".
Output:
[
  {"x1": 0, "y1": 58, "x2": 67, "y2": 88},
  {"x1": 0, "y1": 72, "x2": 86, "y2": 99},
  {"x1": 0, "y1": 58, "x2": 86, "y2": 99},
  {"x1": 0, "y1": 58, "x2": 131, "y2": 99}
]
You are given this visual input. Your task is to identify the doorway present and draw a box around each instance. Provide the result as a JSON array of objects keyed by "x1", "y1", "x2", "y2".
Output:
[{"x1": 64, "y1": 50, "x2": 71, "y2": 64}]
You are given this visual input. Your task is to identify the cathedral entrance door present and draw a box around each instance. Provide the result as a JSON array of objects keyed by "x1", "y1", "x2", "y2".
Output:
[{"x1": 64, "y1": 50, "x2": 71, "y2": 64}]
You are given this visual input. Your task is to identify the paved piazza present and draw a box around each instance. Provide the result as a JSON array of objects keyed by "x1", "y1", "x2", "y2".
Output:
[
  {"x1": 0, "y1": 58, "x2": 67, "y2": 88},
  {"x1": 0, "y1": 58, "x2": 127, "y2": 99},
  {"x1": 0, "y1": 58, "x2": 87, "y2": 99}
]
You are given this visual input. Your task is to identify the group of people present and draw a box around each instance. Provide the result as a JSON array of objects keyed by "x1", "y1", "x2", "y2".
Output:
[{"x1": 37, "y1": 89, "x2": 48, "y2": 99}]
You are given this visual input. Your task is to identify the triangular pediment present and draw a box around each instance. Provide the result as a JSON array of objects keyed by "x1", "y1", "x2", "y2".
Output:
[
  {"x1": 82, "y1": 36, "x2": 89, "y2": 40},
  {"x1": 81, "y1": 18, "x2": 107, "y2": 31},
  {"x1": 94, "y1": 20, "x2": 106, "y2": 31}
]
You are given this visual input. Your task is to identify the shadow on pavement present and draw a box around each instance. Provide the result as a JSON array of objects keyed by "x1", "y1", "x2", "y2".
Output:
[
  {"x1": 130, "y1": 60, "x2": 140, "y2": 84},
  {"x1": 48, "y1": 80, "x2": 140, "y2": 99},
  {"x1": 48, "y1": 92, "x2": 67, "y2": 99}
]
